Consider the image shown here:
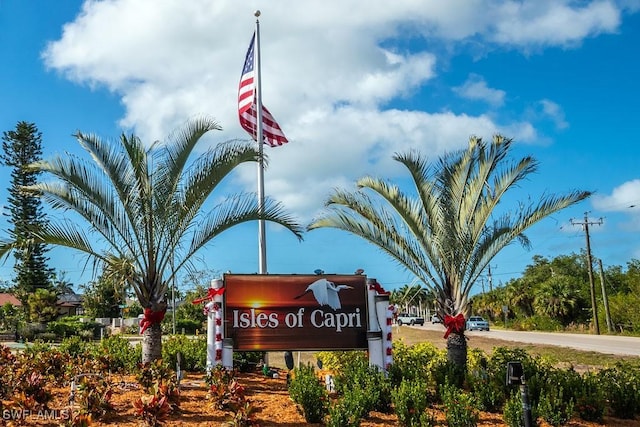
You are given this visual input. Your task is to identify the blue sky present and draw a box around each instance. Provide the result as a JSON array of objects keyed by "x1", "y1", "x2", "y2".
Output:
[{"x1": 1, "y1": 0, "x2": 639, "y2": 292}]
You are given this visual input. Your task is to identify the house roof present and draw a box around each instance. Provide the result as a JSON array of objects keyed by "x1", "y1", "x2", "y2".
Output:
[
  {"x1": 0, "y1": 293, "x2": 22, "y2": 306},
  {"x1": 57, "y1": 292, "x2": 83, "y2": 306}
]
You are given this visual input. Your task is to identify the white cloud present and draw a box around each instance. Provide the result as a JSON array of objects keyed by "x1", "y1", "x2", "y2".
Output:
[
  {"x1": 453, "y1": 74, "x2": 506, "y2": 107},
  {"x1": 41, "y1": 0, "x2": 628, "y2": 221},
  {"x1": 491, "y1": 1, "x2": 621, "y2": 47},
  {"x1": 593, "y1": 179, "x2": 640, "y2": 211},
  {"x1": 592, "y1": 179, "x2": 640, "y2": 231},
  {"x1": 539, "y1": 99, "x2": 569, "y2": 130}
]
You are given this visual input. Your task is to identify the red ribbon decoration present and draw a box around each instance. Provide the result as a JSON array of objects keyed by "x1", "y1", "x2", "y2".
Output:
[
  {"x1": 192, "y1": 287, "x2": 226, "y2": 304},
  {"x1": 368, "y1": 280, "x2": 390, "y2": 295},
  {"x1": 443, "y1": 313, "x2": 465, "y2": 339},
  {"x1": 139, "y1": 308, "x2": 166, "y2": 334}
]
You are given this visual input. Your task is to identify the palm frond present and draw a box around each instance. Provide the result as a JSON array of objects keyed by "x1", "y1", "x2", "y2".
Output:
[{"x1": 309, "y1": 134, "x2": 592, "y2": 317}]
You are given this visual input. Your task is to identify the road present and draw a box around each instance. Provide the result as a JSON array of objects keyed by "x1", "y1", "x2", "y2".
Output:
[{"x1": 416, "y1": 322, "x2": 640, "y2": 356}]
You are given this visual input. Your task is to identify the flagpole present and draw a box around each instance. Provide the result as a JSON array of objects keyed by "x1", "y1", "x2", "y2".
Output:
[{"x1": 254, "y1": 10, "x2": 267, "y2": 275}]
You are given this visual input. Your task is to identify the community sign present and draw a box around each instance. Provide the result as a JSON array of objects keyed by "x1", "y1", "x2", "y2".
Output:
[{"x1": 224, "y1": 274, "x2": 369, "y2": 351}]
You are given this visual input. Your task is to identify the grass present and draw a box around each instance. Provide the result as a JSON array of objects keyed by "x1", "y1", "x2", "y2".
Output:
[{"x1": 266, "y1": 326, "x2": 640, "y2": 371}]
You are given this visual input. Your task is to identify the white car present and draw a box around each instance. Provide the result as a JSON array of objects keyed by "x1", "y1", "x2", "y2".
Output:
[
  {"x1": 431, "y1": 314, "x2": 441, "y2": 324},
  {"x1": 466, "y1": 316, "x2": 490, "y2": 331},
  {"x1": 396, "y1": 313, "x2": 425, "y2": 326}
]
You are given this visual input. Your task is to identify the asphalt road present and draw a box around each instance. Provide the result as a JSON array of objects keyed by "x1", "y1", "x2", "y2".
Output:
[{"x1": 416, "y1": 322, "x2": 640, "y2": 356}]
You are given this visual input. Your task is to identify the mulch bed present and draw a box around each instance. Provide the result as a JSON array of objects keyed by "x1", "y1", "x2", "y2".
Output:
[{"x1": 3, "y1": 370, "x2": 639, "y2": 426}]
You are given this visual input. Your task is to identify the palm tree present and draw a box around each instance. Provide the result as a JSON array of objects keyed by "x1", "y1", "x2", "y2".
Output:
[
  {"x1": 308, "y1": 135, "x2": 590, "y2": 371},
  {"x1": 0, "y1": 117, "x2": 303, "y2": 362},
  {"x1": 533, "y1": 275, "x2": 580, "y2": 324}
]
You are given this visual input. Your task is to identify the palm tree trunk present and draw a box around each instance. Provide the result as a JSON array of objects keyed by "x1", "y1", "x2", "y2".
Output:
[
  {"x1": 446, "y1": 332, "x2": 467, "y2": 386},
  {"x1": 141, "y1": 322, "x2": 163, "y2": 363}
]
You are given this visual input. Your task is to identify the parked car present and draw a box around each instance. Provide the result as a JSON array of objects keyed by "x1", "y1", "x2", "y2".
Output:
[
  {"x1": 466, "y1": 316, "x2": 490, "y2": 331},
  {"x1": 395, "y1": 312, "x2": 424, "y2": 326},
  {"x1": 431, "y1": 314, "x2": 441, "y2": 324}
]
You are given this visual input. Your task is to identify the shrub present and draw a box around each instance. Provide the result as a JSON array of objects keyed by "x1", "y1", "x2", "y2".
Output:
[
  {"x1": 315, "y1": 350, "x2": 367, "y2": 371},
  {"x1": 469, "y1": 377, "x2": 503, "y2": 413},
  {"x1": 46, "y1": 320, "x2": 81, "y2": 337},
  {"x1": 388, "y1": 341, "x2": 441, "y2": 386},
  {"x1": 206, "y1": 364, "x2": 237, "y2": 388},
  {"x1": 134, "y1": 393, "x2": 170, "y2": 427},
  {"x1": 333, "y1": 355, "x2": 392, "y2": 414},
  {"x1": 233, "y1": 351, "x2": 265, "y2": 372},
  {"x1": 47, "y1": 318, "x2": 101, "y2": 339},
  {"x1": 502, "y1": 390, "x2": 539, "y2": 427},
  {"x1": 19, "y1": 372, "x2": 52, "y2": 407},
  {"x1": 34, "y1": 332, "x2": 58, "y2": 342},
  {"x1": 537, "y1": 384, "x2": 574, "y2": 427},
  {"x1": 597, "y1": 362, "x2": 640, "y2": 419},
  {"x1": 326, "y1": 396, "x2": 361, "y2": 427},
  {"x1": 136, "y1": 359, "x2": 175, "y2": 391},
  {"x1": 288, "y1": 363, "x2": 328, "y2": 423},
  {"x1": 227, "y1": 397, "x2": 258, "y2": 427},
  {"x1": 503, "y1": 391, "x2": 523, "y2": 427},
  {"x1": 162, "y1": 334, "x2": 206, "y2": 372},
  {"x1": 59, "y1": 335, "x2": 93, "y2": 358},
  {"x1": 176, "y1": 319, "x2": 202, "y2": 334},
  {"x1": 96, "y1": 335, "x2": 141, "y2": 373},
  {"x1": 206, "y1": 365, "x2": 245, "y2": 412},
  {"x1": 0, "y1": 345, "x2": 16, "y2": 399},
  {"x1": 391, "y1": 378, "x2": 433, "y2": 427},
  {"x1": 327, "y1": 384, "x2": 393, "y2": 427},
  {"x1": 20, "y1": 343, "x2": 69, "y2": 383},
  {"x1": 17, "y1": 322, "x2": 46, "y2": 341},
  {"x1": 542, "y1": 367, "x2": 581, "y2": 404},
  {"x1": 510, "y1": 315, "x2": 563, "y2": 332},
  {"x1": 575, "y1": 372, "x2": 605, "y2": 422},
  {"x1": 484, "y1": 347, "x2": 548, "y2": 405},
  {"x1": 72, "y1": 374, "x2": 114, "y2": 420},
  {"x1": 429, "y1": 357, "x2": 464, "y2": 401},
  {"x1": 441, "y1": 383, "x2": 480, "y2": 427}
]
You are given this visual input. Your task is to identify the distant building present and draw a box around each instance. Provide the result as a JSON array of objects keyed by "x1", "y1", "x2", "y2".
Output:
[
  {"x1": 0, "y1": 293, "x2": 21, "y2": 307},
  {"x1": 56, "y1": 292, "x2": 84, "y2": 317}
]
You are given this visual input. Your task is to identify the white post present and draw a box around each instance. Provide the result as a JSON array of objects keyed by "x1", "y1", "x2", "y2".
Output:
[
  {"x1": 367, "y1": 331, "x2": 384, "y2": 370},
  {"x1": 206, "y1": 279, "x2": 225, "y2": 370},
  {"x1": 367, "y1": 278, "x2": 390, "y2": 371},
  {"x1": 205, "y1": 301, "x2": 215, "y2": 370},
  {"x1": 222, "y1": 338, "x2": 234, "y2": 370},
  {"x1": 366, "y1": 278, "x2": 381, "y2": 332},
  {"x1": 254, "y1": 12, "x2": 267, "y2": 275},
  {"x1": 375, "y1": 293, "x2": 390, "y2": 371}
]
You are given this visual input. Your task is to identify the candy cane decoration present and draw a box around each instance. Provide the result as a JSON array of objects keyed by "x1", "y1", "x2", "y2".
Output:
[
  {"x1": 214, "y1": 303, "x2": 223, "y2": 362},
  {"x1": 385, "y1": 304, "x2": 396, "y2": 369},
  {"x1": 193, "y1": 281, "x2": 225, "y2": 368}
]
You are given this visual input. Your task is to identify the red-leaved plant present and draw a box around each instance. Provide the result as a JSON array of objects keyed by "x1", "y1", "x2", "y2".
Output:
[{"x1": 134, "y1": 393, "x2": 170, "y2": 427}]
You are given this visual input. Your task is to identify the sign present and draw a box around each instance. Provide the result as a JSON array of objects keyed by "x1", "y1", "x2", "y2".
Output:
[{"x1": 224, "y1": 274, "x2": 368, "y2": 351}]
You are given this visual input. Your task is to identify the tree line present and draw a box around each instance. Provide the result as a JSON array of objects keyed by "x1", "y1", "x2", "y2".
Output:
[
  {"x1": 471, "y1": 253, "x2": 640, "y2": 333},
  {"x1": 1, "y1": 119, "x2": 598, "y2": 378}
]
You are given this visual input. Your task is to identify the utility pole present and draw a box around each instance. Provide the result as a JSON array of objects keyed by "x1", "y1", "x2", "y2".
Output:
[
  {"x1": 488, "y1": 265, "x2": 494, "y2": 292},
  {"x1": 597, "y1": 258, "x2": 614, "y2": 333},
  {"x1": 571, "y1": 213, "x2": 603, "y2": 335}
]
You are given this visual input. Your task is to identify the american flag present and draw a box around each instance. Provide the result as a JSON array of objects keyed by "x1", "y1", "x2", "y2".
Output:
[{"x1": 238, "y1": 33, "x2": 288, "y2": 147}]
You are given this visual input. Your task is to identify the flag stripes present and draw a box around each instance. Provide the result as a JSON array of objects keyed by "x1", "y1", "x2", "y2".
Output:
[{"x1": 238, "y1": 32, "x2": 288, "y2": 147}]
